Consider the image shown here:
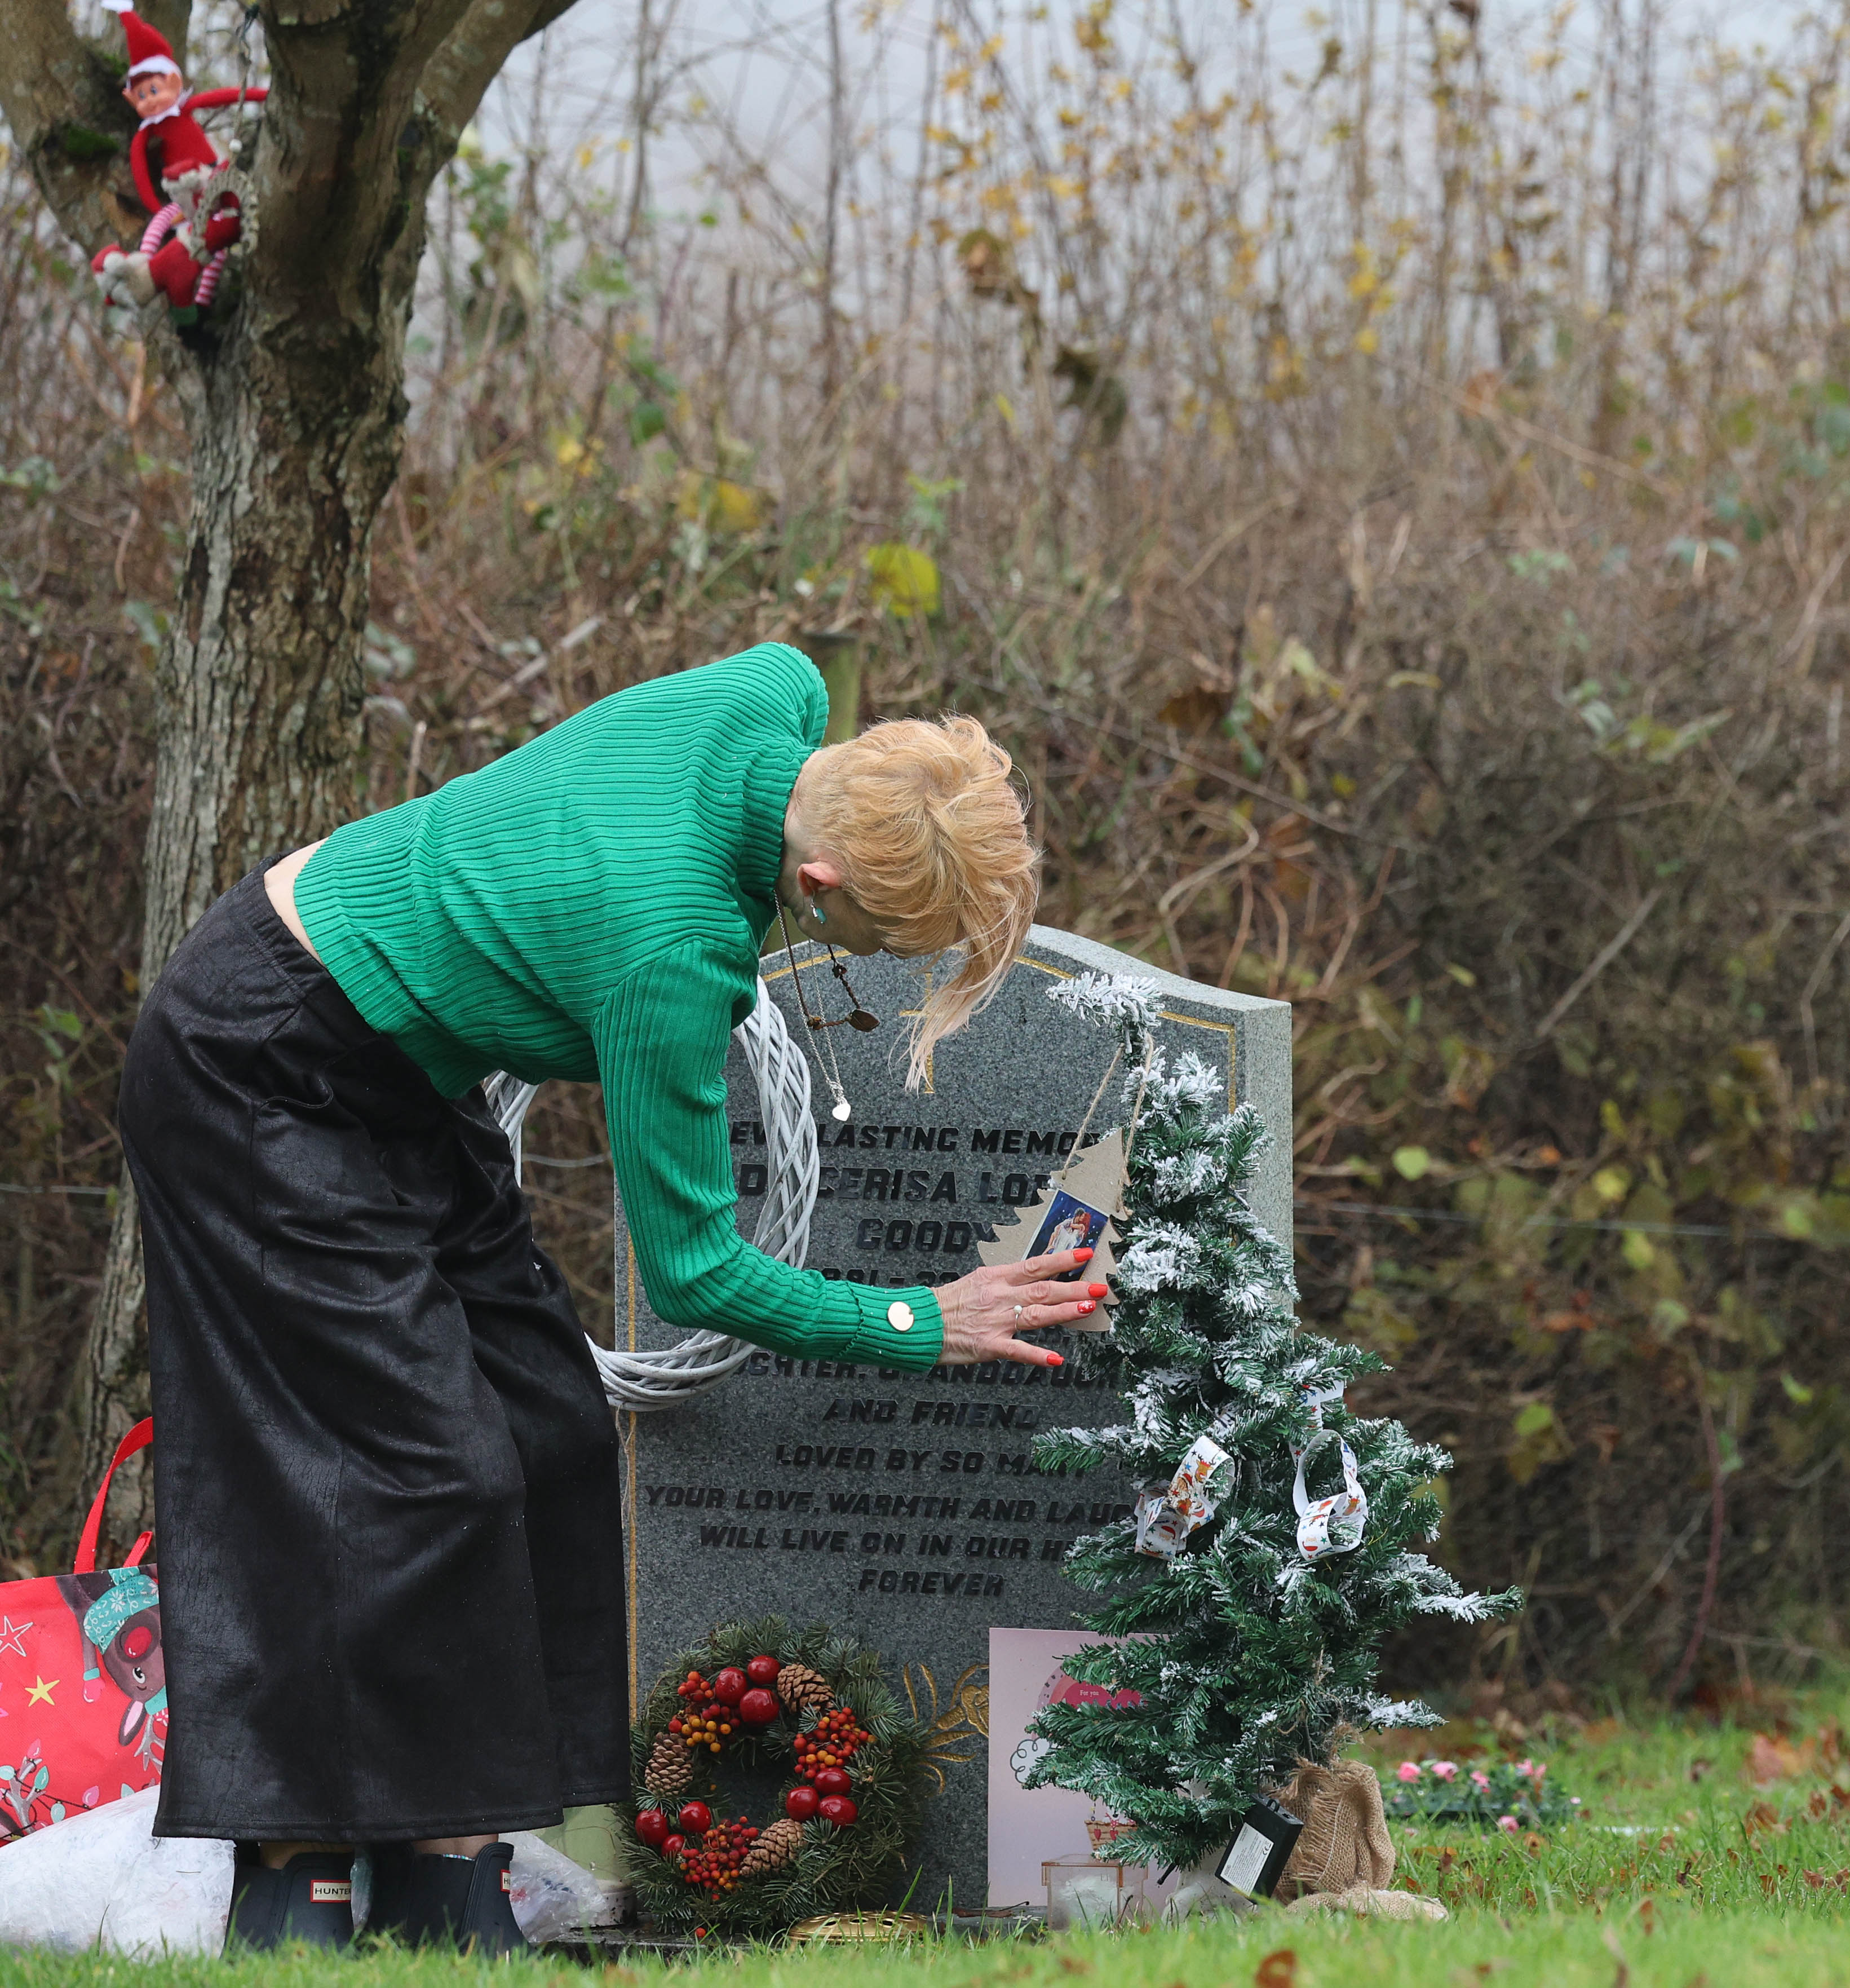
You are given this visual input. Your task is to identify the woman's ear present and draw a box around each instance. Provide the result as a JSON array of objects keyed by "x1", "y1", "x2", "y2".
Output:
[{"x1": 796, "y1": 859, "x2": 847, "y2": 900}]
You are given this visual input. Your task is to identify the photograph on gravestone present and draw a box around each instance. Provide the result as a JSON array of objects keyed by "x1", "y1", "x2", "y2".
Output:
[{"x1": 616, "y1": 926, "x2": 1290, "y2": 1914}]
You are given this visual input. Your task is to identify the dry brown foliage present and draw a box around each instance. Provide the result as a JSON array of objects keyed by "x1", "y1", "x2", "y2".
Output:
[{"x1": 4, "y1": 1, "x2": 1849, "y2": 1691}]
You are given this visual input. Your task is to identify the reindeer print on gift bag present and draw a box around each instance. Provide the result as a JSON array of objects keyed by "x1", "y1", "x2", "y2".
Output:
[{"x1": 0, "y1": 1421, "x2": 167, "y2": 1838}]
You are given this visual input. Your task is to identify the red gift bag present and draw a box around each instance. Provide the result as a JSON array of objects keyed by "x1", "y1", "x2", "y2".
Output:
[{"x1": 0, "y1": 1420, "x2": 165, "y2": 1841}]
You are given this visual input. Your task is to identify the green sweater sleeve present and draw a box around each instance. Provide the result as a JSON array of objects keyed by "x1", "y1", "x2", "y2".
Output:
[{"x1": 593, "y1": 943, "x2": 945, "y2": 1371}]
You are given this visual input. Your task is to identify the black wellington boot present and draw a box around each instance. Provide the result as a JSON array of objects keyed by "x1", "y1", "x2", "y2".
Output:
[
  {"x1": 368, "y1": 1841, "x2": 525, "y2": 1956},
  {"x1": 224, "y1": 1847, "x2": 356, "y2": 1952}
]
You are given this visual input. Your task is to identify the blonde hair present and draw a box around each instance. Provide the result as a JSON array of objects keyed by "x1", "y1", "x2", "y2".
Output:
[{"x1": 795, "y1": 714, "x2": 1039, "y2": 1088}]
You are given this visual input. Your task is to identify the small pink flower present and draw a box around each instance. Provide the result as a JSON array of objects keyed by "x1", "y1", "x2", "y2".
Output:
[
  {"x1": 1515, "y1": 1759, "x2": 1538, "y2": 1780},
  {"x1": 1471, "y1": 1769, "x2": 1491, "y2": 1790},
  {"x1": 1432, "y1": 1761, "x2": 1459, "y2": 1782},
  {"x1": 1397, "y1": 1761, "x2": 1422, "y2": 1783},
  {"x1": 1497, "y1": 1815, "x2": 1518, "y2": 1834}
]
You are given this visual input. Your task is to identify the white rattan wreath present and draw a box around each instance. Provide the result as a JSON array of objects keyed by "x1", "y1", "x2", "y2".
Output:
[{"x1": 483, "y1": 978, "x2": 818, "y2": 1412}]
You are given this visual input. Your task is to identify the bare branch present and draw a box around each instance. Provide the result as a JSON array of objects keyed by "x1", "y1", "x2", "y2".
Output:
[
  {"x1": 247, "y1": 0, "x2": 479, "y2": 324},
  {"x1": 248, "y1": 0, "x2": 578, "y2": 332},
  {"x1": 0, "y1": 0, "x2": 144, "y2": 254},
  {"x1": 383, "y1": 0, "x2": 580, "y2": 294},
  {"x1": 523, "y1": 0, "x2": 582, "y2": 42},
  {"x1": 417, "y1": 0, "x2": 571, "y2": 161}
]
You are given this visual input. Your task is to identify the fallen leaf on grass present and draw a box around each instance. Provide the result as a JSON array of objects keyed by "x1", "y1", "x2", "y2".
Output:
[
  {"x1": 1802, "y1": 1868, "x2": 1849, "y2": 1892},
  {"x1": 1637, "y1": 1897, "x2": 1657, "y2": 1936},
  {"x1": 1741, "y1": 1800, "x2": 1785, "y2": 1839},
  {"x1": 1255, "y1": 1950, "x2": 1298, "y2": 1988},
  {"x1": 1747, "y1": 1732, "x2": 1809, "y2": 1784},
  {"x1": 1687, "y1": 1758, "x2": 1712, "y2": 1783}
]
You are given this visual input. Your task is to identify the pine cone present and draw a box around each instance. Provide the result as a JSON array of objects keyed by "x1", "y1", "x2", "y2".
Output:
[
  {"x1": 738, "y1": 1817, "x2": 804, "y2": 1879},
  {"x1": 643, "y1": 1733, "x2": 691, "y2": 1796},
  {"x1": 776, "y1": 1663, "x2": 833, "y2": 1715}
]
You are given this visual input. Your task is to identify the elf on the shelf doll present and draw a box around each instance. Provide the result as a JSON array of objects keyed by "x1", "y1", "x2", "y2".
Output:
[{"x1": 90, "y1": 0, "x2": 266, "y2": 320}]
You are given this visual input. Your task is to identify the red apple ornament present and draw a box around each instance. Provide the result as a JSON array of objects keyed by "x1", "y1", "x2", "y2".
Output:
[
  {"x1": 746, "y1": 1654, "x2": 781, "y2": 1686},
  {"x1": 813, "y1": 1765, "x2": 851, "y2": 1799},
  {"x1": 635, "y1": 1809, "x2": 669, "y2": 1848},
  {"x1": 662, "y1": 1834, "x2": 687, "y2": 1858},
  {"x1": 711, "y1": 1667, "x2": 747, "y2": 1706},
  {"x1": 738, "y1": 1686, "x2": 779, "y2": 1725},
  {"x1": 785, "y1": 1784, "x2": 820, "y2": 1821},
  {"x1": 678, "y1": 1800, "x2": 712, "y2": 1835},
  {"x1": 818, "y1": 1795, "x2": 858, "y2": 1827}
]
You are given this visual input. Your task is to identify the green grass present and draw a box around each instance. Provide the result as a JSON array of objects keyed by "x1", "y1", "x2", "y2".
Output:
[
  {"x1": 2, "y1": 1912, "x2": 1848, "y2": 1988},
  {"x1": 3, "y1": 1694, "x2": 1847, "y2": 1985}
]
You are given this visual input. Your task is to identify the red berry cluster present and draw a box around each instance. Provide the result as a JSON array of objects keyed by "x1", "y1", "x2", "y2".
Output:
[
  {"x1": 669, "y1": 1669, "x2": 738, "y2": 1752},
  {"x1": 680, "y1": 1815, "x2": 760, "y2": 1896},
  {"x1": 793, "y1": 1704, "x2": 869, "y2": 1782},
  {"x1": 667, "y1": 1659, "x2": 785, "y2": 1755}
]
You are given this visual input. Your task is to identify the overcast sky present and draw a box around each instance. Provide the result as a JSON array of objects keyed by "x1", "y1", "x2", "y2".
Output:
[{"x1": 468, "y1": 0, "x2": 1825, "y2": 242}]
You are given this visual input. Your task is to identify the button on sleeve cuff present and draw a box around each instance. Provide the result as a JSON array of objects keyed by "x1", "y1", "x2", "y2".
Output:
[{"x1": 843, "y1": 1284, "x2": 944, "y2": 1371}]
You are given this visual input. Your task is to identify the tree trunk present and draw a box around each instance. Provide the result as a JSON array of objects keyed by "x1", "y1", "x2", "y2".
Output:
[{"x1": 83, "y1": 308, "x2": 410, "y2": 1523}]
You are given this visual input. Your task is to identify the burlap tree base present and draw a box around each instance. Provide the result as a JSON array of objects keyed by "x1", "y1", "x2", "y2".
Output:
[{"x1": 1267, "y1": 1759, "x2": 1448, "y2": 1922}]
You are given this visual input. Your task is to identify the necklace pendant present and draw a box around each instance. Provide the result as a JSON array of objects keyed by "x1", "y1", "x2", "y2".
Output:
[
  {"x1": 830, "y1": 1098, "x2": 853, "y2": 1123},
  {"x1": 848, "y1": 1009, "x2": 879, "y2": 1032}
]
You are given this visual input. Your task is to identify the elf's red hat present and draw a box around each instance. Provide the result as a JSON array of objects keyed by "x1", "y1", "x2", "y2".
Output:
[{"x1": 101, "y1": 1, "x2": 181, "y2": 81}]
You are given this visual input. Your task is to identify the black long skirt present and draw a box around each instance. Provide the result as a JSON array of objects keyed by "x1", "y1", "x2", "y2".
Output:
[{"x1": 118, "y1": 863, "x2": 629, "y2": 1841}]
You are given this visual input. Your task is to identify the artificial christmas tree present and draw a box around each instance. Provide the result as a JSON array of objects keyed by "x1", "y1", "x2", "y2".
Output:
[{"x1": 1024, "y1": 975, "x2": 1521, "y2": 1903}]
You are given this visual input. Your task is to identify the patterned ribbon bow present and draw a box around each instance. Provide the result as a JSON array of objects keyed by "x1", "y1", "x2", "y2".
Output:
[{"x1": 1291, "y1": 1383, "x2": 1367, "y2": 1561}]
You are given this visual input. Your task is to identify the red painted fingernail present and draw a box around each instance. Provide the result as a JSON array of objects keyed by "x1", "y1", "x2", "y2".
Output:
[
  {"x1": 1047, "y1": 1353, "x2": 1064, "y2": 1366},
  {"x1": 1087, "y1": 1283, "x2": 1109, "y2": 1298},
  {"x1": 1074, "y1": 1247, "x2": 1094, "y2": 1261},
  {"x1": 1078, "y1": 1301, "x2": 1095, "y2": 1314}
]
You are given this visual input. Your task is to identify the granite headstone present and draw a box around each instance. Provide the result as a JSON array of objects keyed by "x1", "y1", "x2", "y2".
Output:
[{"x1": 614, "y1": 926, "x2": 1290, "y2": 1912}]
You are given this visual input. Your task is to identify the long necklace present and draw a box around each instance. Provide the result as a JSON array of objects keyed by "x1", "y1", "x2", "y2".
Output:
[{"x1": 777, "y1": 906, "x2": 868, "y2": 1122}]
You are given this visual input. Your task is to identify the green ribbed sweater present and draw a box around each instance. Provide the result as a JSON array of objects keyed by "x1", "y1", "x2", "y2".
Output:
[{"x1": 295, "y1": 643, "x2": 944, "y2": 1372}]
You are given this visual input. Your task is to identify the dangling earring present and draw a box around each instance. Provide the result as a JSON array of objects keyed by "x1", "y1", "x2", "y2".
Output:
[{"x1": 808, "y1": 897, "x2": 827, "y2": 926}]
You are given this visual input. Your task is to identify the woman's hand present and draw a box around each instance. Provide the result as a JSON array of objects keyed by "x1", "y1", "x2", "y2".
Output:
[{"x1": 935, "y1": 1248, "x2": 1109, "y2": 1367}]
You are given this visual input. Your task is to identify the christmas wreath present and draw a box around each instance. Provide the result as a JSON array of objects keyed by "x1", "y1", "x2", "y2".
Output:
[{"x1": 622, "y1": 1616, "x2": 933, "y2": 1940}]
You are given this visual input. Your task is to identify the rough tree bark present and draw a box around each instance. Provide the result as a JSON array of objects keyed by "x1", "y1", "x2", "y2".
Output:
[{"x1": 0, "y1": 0, "x2": 581, "y2": 1533}]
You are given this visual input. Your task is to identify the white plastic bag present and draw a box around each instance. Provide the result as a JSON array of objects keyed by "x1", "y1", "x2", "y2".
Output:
[
  {"x1": 0, "y1": 1787, "x2": 619, "y2": 1954},
  {"x1": 0, "y1": 1786, "x2": 231, "y2": 1956},
  {"x1": 504, "y1": 1830, "x2": 626, "y2": 1943}
]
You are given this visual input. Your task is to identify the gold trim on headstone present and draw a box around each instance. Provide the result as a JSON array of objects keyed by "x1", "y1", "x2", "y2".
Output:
[{"x1": 787, "y1": 1909, "x2": 932, "y2": 1944}]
